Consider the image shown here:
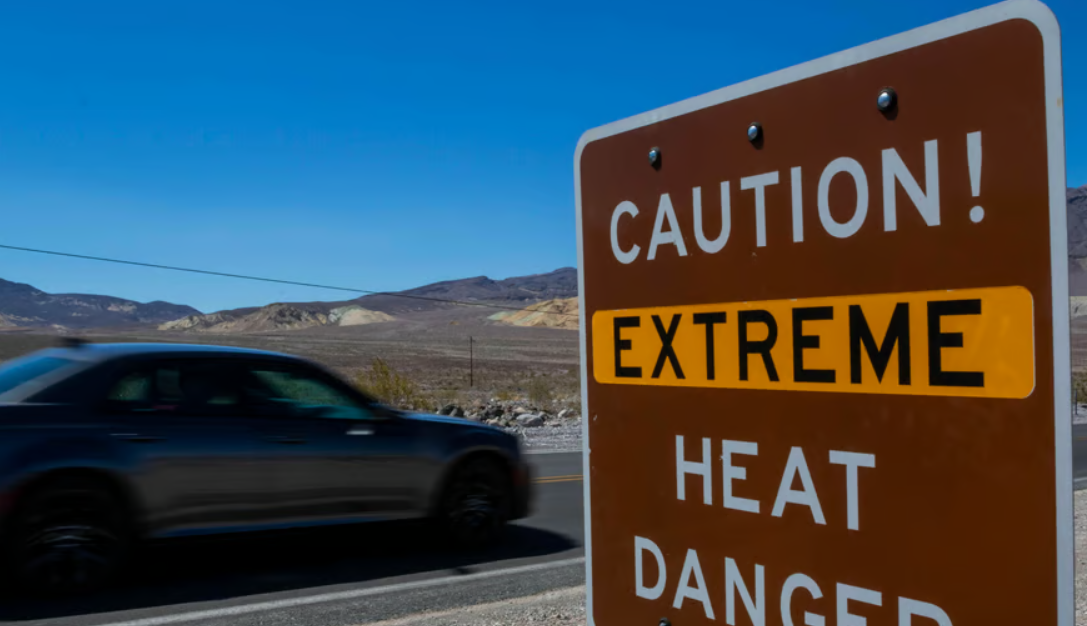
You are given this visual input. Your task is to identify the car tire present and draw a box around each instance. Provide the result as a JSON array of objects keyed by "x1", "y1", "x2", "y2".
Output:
[
  {"x1": 1, "y1": 476, "x2": 132, "y2": 597},
  {"x1": 437, "y1": 457, "x2": 512, "y2": 550}
]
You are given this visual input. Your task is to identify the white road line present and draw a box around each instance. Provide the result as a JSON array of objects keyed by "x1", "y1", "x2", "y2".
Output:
[{"x1": 96, "y1": 556, "x2": 587, "y2": 626}]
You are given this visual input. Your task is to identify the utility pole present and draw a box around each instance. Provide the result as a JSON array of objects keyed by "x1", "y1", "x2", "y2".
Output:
[{"x1": 469, "y1": 336, "x2": 474, "y2": 388}]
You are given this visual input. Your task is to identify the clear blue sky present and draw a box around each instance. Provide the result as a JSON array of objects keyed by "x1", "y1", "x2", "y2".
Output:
[{"x1": 0, "y1": 0, "x2": 1083, "y2": 313}]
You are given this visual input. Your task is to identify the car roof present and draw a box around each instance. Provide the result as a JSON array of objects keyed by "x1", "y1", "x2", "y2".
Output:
[{"x1": 42, "y1": 342, "x2": 300, "y2": 363}]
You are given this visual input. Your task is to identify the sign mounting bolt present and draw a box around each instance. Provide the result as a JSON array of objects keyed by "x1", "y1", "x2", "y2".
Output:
[
  {"x1": 747, "y1": 122, "x2": 763, "y2": 143},
  {"x1": 877, "y1": 87, "x2": 897, "y2": 112},
  {"x1": 648, "y1": 147, "x2": 661, "y2": 169},
  {"x1": 659, "y1": 619, "x2": 671, "y2": 626}
]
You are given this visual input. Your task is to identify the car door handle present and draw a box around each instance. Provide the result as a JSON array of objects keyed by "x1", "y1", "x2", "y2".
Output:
[
  {"x1": 111, "y1": 433, "x2": 166, "y2": 443},
  {"x1": 267, "y1": 435, "x2": 307, "y2": 444},
  {"x1": 347, "y1": 426, "x2": 374, "y2": 436}
]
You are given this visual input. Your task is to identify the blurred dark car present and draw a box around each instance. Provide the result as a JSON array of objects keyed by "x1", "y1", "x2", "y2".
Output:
[{"x1": 0, "y1": 342, "x2": 532, "y2": 595}]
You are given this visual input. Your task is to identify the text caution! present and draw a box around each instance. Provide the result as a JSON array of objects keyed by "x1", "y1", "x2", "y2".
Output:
[{"x1": 592, "y1": 287, "x2": 1033, "y2": 398}]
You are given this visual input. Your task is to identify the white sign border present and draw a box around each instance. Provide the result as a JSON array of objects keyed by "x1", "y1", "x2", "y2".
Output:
[{"x1": 573, "y1": 1, "x2": 1070, "y2": 624}]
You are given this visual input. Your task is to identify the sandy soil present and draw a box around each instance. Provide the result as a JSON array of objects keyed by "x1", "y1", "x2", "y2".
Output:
[{"x1": 0, "y1": 307, "x2": 582, "y2": 402}]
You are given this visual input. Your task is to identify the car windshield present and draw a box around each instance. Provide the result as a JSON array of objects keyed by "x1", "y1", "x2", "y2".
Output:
[{"x1": 0, "y1": 355, "x2": 78, "y2": 397}]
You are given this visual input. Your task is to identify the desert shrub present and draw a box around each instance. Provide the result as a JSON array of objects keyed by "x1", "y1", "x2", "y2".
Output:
[
  {"x1": 563, "y1": 393, "x2": 582, "y2": 415},
  {"x1": 356, "y1": 358, "x2": 427, "y2": 409},
  {"x1": 525, "y1": 375, "x2": 554, "y2": 411},
  {"x1": 493, "y1": 388, "x2": 519, "y2": 403},
  {"x1": 1074, "y1": 371, "x2": 1087, "y2": 404}
]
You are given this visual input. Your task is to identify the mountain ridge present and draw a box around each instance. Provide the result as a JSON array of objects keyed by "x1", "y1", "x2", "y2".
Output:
[
  {"x1": 0, "y1": 268, "x2": 579, "y2": 331},
  {"x1": 158, "y1": 267, "x2": 580, "y2": 334},
  {"x1": 254, "y1": 267, "x2": 579, "y2": 317},
  {"x1": 489, "y1": 297, "x2": 579, "y2": 330},
  {"x1": 1066, "y1": 185, "x2": 1087, "y2": 295},
  {"x1": 0, "y1": 278, "x2": 200, "y2": 330},
  {"x1": 159, "y1": 303, "x2": 395, "y2": 334},
  {"x1": 5, "y1": 183, "x2": 1087, "y2": 331}
]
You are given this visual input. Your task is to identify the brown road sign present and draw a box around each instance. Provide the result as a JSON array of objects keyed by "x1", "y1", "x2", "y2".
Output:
[{"x1": 574, "y1": 2, "x2": 1070, "y2": 626}]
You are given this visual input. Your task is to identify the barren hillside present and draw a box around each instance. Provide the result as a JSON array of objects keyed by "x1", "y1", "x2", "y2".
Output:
[
  {"x1": 160, "y1": 304, "x2": 394, "y2": 334},
  {"x1": 489, "y1": 298, "x2": 579, "y2": 330}
]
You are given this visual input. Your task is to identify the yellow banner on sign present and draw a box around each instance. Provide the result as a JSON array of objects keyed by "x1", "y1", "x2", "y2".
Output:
[{"x1": 591, "y1": 287, "x2": 1034, "y2": 398}]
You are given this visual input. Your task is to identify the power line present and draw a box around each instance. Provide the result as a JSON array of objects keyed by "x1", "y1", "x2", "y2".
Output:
[{"x1": 0, "y1": 243, "x2": 581, "y2": 319}]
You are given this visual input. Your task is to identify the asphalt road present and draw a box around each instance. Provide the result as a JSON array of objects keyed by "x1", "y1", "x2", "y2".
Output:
[
  {"x1": 1074, "y1": 422, "x2": 1087, "y2": 489},
  {"x1": 0, "y1": 451, "x2": 585, "y2": 626},
  {"x1": 6, "y1": 426, "x2": 1086, "y2": 626}
]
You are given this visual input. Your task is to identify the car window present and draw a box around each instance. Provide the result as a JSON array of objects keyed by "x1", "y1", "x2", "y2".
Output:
[
  {"x1": 105, "y1": 360, "x2": 242, "y2": 415},
  {"x1": 108, "y1": 371, "x2": 152, "y2": 402},
  {"x1": 0, "y1": 355, "x2": 79, "y2": 398},
  {"x1": 244, "y1": 366, "x2": 372, "y2": 421}
]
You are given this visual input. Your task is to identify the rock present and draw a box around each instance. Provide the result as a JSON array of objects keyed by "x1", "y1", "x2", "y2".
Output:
[
  {"x1": 517, "y1": 414, "x2": 545, "y2": 428},
  {"x1": 512, "y1": 406, "x2": 530, "y2": 416},
  {"x1": 467, "y1": 412, "x2": 481, "y2": 421},
  {"x1": 559, "y1": 409, "x2": 579, "y2": 420},
  {"x1": 451, "y1": 406, "x2": 466, "y2": 418},
  {"x1": 438, "y1": 404, "x2": 455, "y2": 416}
]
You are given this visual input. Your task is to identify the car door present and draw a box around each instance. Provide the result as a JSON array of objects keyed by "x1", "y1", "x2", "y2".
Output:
[
  {"x1": 238, "y1": 359, "x2": 423, "y2": 525},
  {"x1": 101, "y1": 357, "x2": 265, "y2": 536}
]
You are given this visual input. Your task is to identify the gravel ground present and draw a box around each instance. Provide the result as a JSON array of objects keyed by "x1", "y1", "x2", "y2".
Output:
[
  {"x1": 354, "y1": 586, "x2": 586, "y2": 626},
  {"x1": 505, "y1": 422, "x2": 583, "y2": 452}
]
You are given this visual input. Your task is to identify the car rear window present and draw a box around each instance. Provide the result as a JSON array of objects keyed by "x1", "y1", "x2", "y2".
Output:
[{"x1": 0, "y1": 355, "x2": 78, "y2": 397}]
